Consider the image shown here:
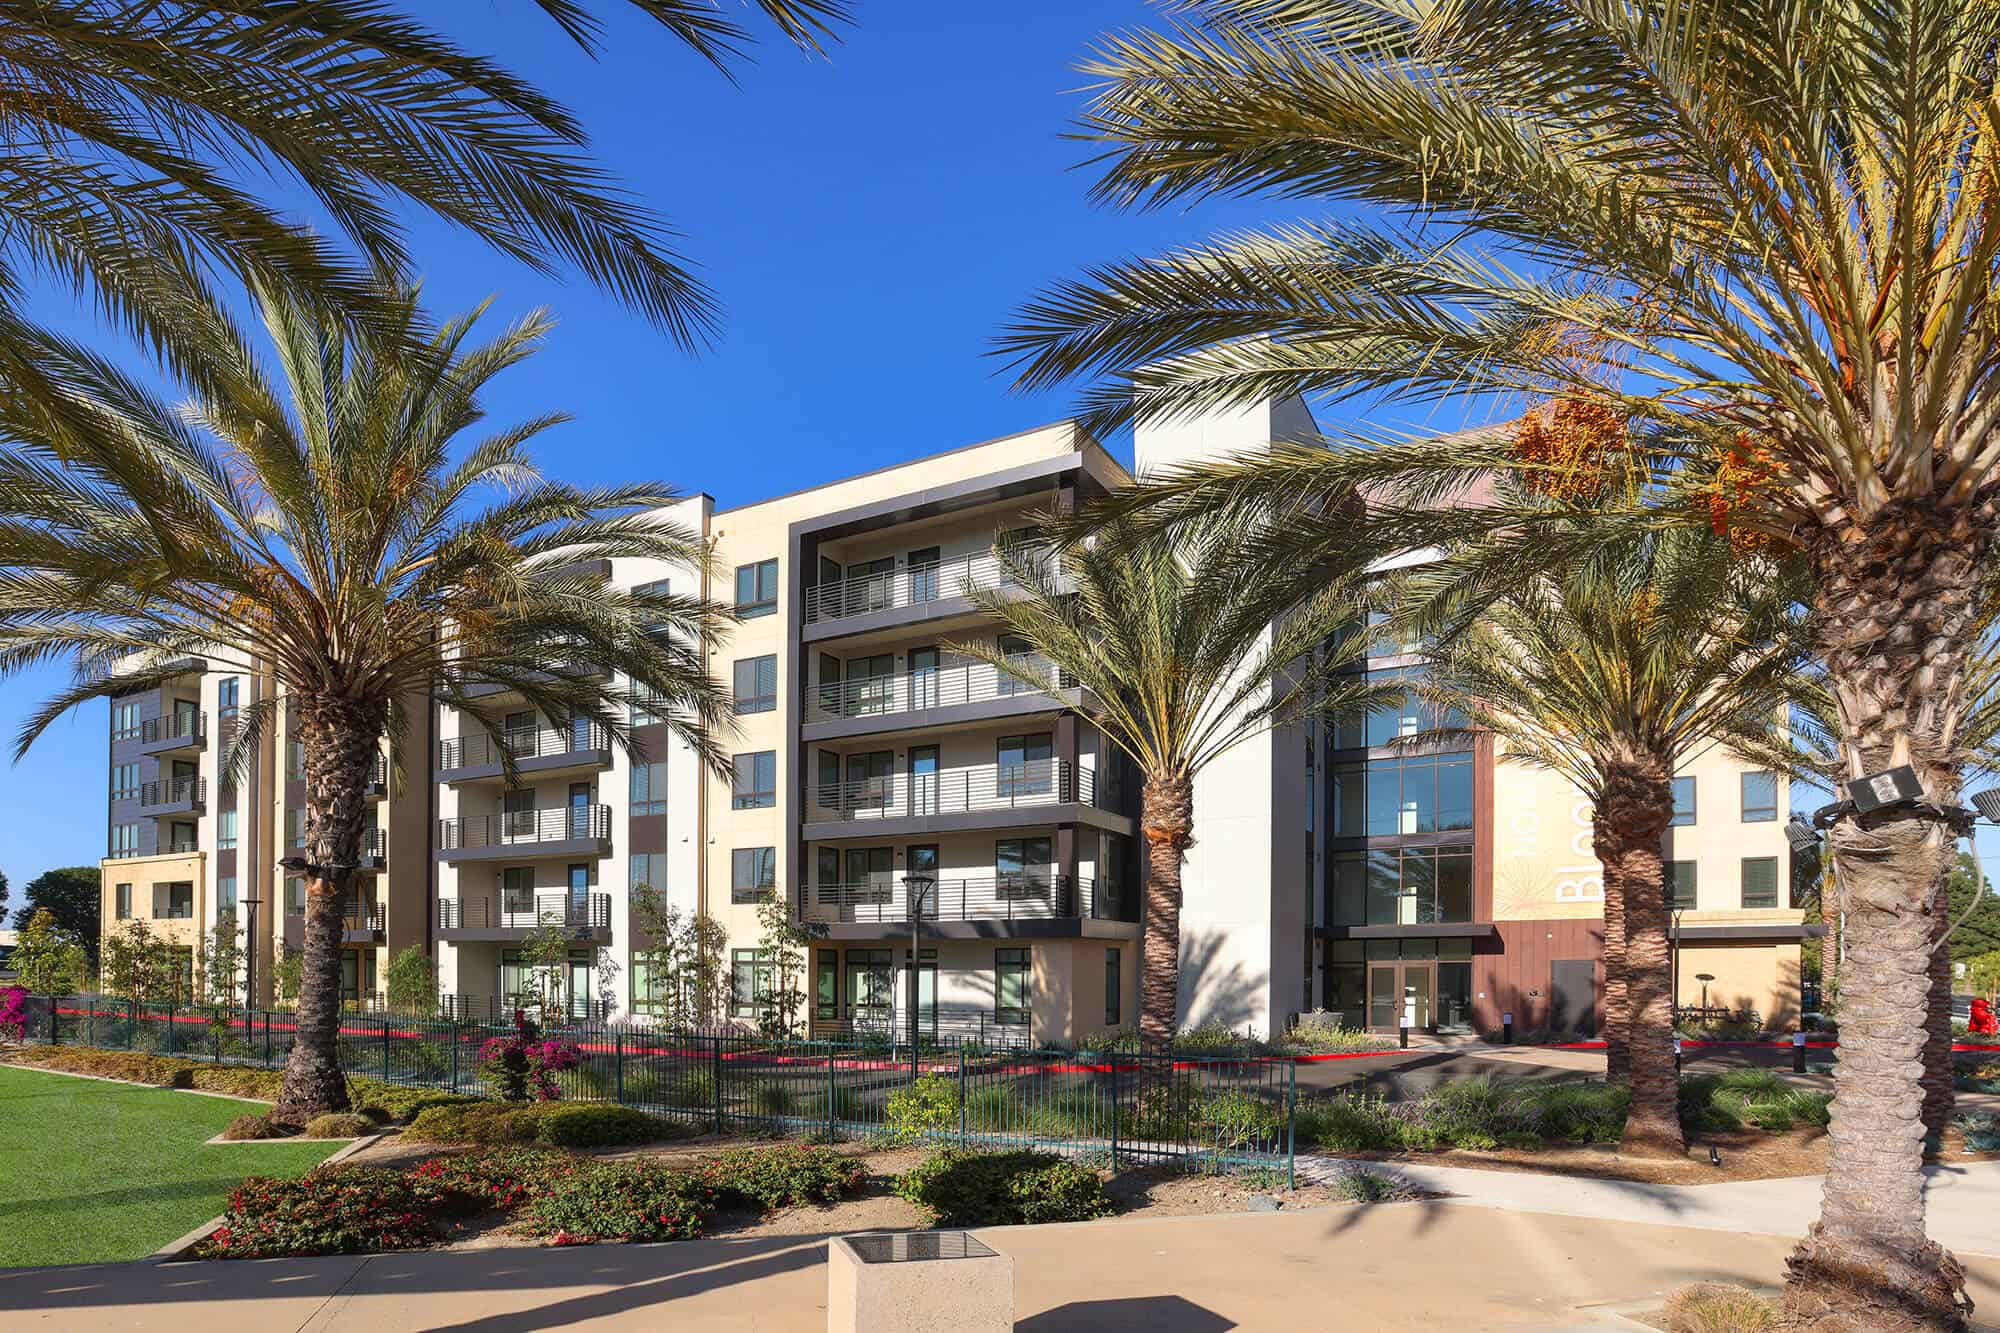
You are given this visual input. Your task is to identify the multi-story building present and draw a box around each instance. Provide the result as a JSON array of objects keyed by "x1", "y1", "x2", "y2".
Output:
[{"x1": 97, "y1": 394, "x2": 1812, "y2": 1042}]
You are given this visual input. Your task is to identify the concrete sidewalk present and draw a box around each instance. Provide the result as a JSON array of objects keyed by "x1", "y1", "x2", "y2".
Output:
[
  {"x1": 3, "y1": 1203, "x2": 1999, "y2": 1332},
  {"x1": 1299, "y1": 1155, "x2": 2000, "y2": 1260}
]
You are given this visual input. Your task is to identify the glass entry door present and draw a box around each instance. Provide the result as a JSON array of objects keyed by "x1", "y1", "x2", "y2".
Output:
[{"x1": 1367, "y1": 961, "x2": 1435, "y2": 1032}]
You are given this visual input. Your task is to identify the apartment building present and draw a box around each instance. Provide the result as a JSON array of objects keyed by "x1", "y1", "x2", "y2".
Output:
[{"x1": 97, "y1": 394, "x2": 1809, "y2": 1043}]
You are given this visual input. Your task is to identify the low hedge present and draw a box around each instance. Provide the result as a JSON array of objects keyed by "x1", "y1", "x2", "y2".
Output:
[
  {"x1": 347, "y1": 1080, "x2": 483, "y2": 1124},
  {"x1": 7, "y1": 1044, "x2": 197, "y2": 1087},
  {"x1": 894, "y1": 1149, "x2": 1115, "y2": 1227},
  {"x1": 520, "y1": 1159, "x2": 713, "y2": 1244},
  {"x1": 304, "y1": 1112, "x2": 375, "y2": 1139},
  {"x1": 199, "y1": 1167, "x2": 450, "y2": 1259},
  {"x1": 687, "y1": 1143, "x2": 865, "y2": 1210},
  {"x1": 404, "y1": 1100, "x2": 687, "y2": 1148},
  {"x1": 222, "y1": 1113, "x2": 288, "y2": 1141}
]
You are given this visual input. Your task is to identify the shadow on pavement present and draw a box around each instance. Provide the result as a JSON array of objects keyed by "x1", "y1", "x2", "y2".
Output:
[{"x1": 1017, "y1": 1294, "x2": 1235, "y2": 1331}]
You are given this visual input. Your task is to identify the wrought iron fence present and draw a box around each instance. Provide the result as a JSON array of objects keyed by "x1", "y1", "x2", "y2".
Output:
[{"x1": 7, "y1": 993, "x2": 1296, "y2": 1176}]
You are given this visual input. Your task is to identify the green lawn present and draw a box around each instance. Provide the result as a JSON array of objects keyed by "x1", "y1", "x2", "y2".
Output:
[{"x1": 0, "y1": 1064, "x2": 342, "y2": 1267}]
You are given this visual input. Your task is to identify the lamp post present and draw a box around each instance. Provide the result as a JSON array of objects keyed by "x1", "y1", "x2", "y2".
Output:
[
  {"x1": 241, "y1": 894, "x2": 263, "y2": 1014},
  {"x1": 904, "y1": 872, "x2": 936, "y2": 1082}
]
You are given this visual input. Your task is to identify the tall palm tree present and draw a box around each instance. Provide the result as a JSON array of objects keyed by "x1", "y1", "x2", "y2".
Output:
[
  {"x1": 0, "y1": 0, "x2": 849, "y2": 385},
  {"x1": 0, "y1": 283, "x2": 733, "y2": 1121},
  {"x1": 955, "y1": 525, "x2": 1376, "y2": 1050},
  {"x1": 1401, "y1": 519, "x2": 1805, "y2": 1156},
  {"x1": 997, "y1": 3, "x2": 1997, "y2": 1322}
]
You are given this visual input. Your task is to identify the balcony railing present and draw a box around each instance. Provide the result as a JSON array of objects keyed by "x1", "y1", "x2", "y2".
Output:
[
  {"x1": 437, "y1": 721, "x2": 611, "y2": 772},
  {"x1": 803, "y1": 550, "x2": 1035, "y2": 625},
  {"x1": 803, "y1": 874, "x2": 1133, "y2": 926},
  {"x1": 806, "y1": 654, "x2": 1068, "y2": 722},
  {"x1": 138, "y1": 777, "x2": 205, "y2": 810},
  {"x1": 438, "y1": 892, "x2": 611, "y2": 932},
  {"x1": 138, "y1": 712, "x2": 204, "y2": 747},
  {"x1": 438, "y1": 804, "x2": 611, "y2": 850},
  {"x1": 283, "y1": 901, "x2": 385, "y2": 933},
  {"x1": 805, "y1": 759, "x2": 1114, "y2": 823},
  {"x1": 439, "y1": 993, "x2": 613, "y2": 1023}
]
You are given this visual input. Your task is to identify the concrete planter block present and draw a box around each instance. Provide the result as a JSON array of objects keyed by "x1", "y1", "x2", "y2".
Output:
[{"x1": 828, "y1": 1232, "x2": 1013, "y2": 1333}]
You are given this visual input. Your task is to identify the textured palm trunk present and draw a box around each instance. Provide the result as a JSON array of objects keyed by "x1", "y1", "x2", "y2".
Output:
[
  {"x1": 1597, "y1": 763, "x2": 1681, "y2": 1157},
  {"x1": 1785, "y1": 512, "x2": 1981, "y2": 1332},
  {"x1": 1821, "y1": 861, "x2": 1840, "y2": 1001},
  {"x1": 1921, "y1": 869, "x2": 1956, "y2": 1143},
  {"x1": 1593, "y1": 813, "x2": 1630, "y2": 1082},
  {"x1": 272, "y1": 695, "x2": 387, "y2": 1124},
  {"x1": 1139, "y1": 771, "x2": 1193, "y2": 1054}
]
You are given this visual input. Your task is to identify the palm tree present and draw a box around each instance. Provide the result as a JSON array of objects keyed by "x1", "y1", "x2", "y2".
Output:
[
  {"x1": 0, "y1": 282, "x2": 733, "y2": 1121},
  {"x1": 1401, "y1": 520, "x2": 1804, "y2": 1156},
  {"x1": 998, "y1": 4, "x2": 1997, "y2": 1322},
  {"x1": 954, "y1": 524, "x2": 1376, "y2": 1050},
  {"x1": 0, "y1": 0, "x2": 848, "y2": 384}
]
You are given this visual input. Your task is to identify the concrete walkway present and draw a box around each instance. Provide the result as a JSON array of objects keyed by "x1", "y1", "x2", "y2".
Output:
[
  {"x1": 1298, "y1": 1154, "x2": 2000, "y2": 1258},
  {"x1": 5, "y1": 1203, "x2": 2000, "y2": 1332}
]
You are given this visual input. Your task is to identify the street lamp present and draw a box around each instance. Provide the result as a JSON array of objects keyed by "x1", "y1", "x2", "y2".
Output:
[
  {"x1": 903, "y1": 871, "x2": 936, "y2": 1077},
  {"x1": 241, "y1": 894, "x2": 263, "y2": 1013}
]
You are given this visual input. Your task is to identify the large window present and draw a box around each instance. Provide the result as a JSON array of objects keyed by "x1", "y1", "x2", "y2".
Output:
[
  {"x1": 1666, "y1": 861, "x2": 1697, "y2": 909},
  {"x1": 1329, "y1": 754, "x2": 1474, "y2": 838},
  {"x1": 996, "y1": 733, "x2": 1053, "y2": 797},
  {"x1": 158, "y1": 882, "x2": 193, "y2": 919},
  {"x1": 217, "y1": 808, "x2": 238, "y2": 850},
  {"x1": 731, "y1": 949, "x2": 774, "y2": 1017},
  {"x1": 1741, "y1": 771, "x2": 1778, "y2": 822},
  {"x1": 732, "y1": 751, "x2": 776, "y2": 809},
  {"x1": 1670, "y1": 776, "x2": 1697, "y2": 826},
  {"x1": 1105, "y1": 947, "x2": 1122, "y2": 1026},
  {"x1": 1331, "y1": 668, "x2": 1465, "y2": 750},
  {"x1": 115, "y1": 883, "x2": 132, "y2": 919},
  {"x1": 630, "y1": 852, "x2": 667, "y2": 896},
  {"x1": 846, "y1": 949, "x2": 894, "y2": 1026},
  {"x1": 111, "y1": 699, "x2": 142, "y2": 740},
  {"x1": 733, "y1": 655, "x2": 777, "y2": 714},
  {"x1": 1741, "y1": 856, "x2": 1780, "y2": 909},
  {"x1": 217, "y1": 677, "x2": 240, "y2": 720},
  {"x1": 814, "y1": 948, "x2": 839, "y2": 1021},
  {"x1": 1328, "y1": 845, "x2": 1475, "y2": 926},
  {"x1": 109, "y1": 822, "x2": 141, "y2": 857},
  {"x1": 632, "y1": 579, "x2": 673, "y2": 639},
  {"x1": 111, "y1": 763, "x2": 139, "y2": 801},
  {"x1": 732, "y1": 847, "x2": 776, "y2": 903},
  {"x1": 994, "y1": 948, "x2": 1033, "y2": 1027},
  {"x1": 996, "y1": 836, "x2": 1053, "y2": 900},
  {"x1": 631, "y1": 960, "x2": 666, "y2": 1016},
  {"x1": 734, "y1": 559, "x2": 779, "y2": 618},
  {"x1": 217, "y1": 876, "x2": 237, "y2": 913},
  {"x1": 628, "y1": 681, "x2": 668, "y2": 727},
  {"x1": 629, "y1": 761, "x2": 667, "y2": 816}
]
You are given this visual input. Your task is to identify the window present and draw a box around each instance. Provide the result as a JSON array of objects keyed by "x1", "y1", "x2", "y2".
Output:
[
  {"x1": 994, "y1": 948, "x2": 1033, "y2": 1027},
  {"x1": 628, "y1": 680, "x2": 668, "y2": 727},
  {"x1": 285, "y1": 875, "x2": 305, "y2": 914},
  {"x1": 630, "y1": 761, "x2": 667, "y2": 816},
  {"x1": 217, "y1": 875, "x2": 237, "y2": 913},
  {"x1": 111, "y1": 699, "x2": 142, "y2": 740},
  {"x1": 111, "y1": 763, "x2": 140, "y2": 801},
  {"x1": 1741, "y1": 856, "x2": 1780, "y2": 909},
  {"x1": 996, "y1": 733, "x2": 1053, "y2": 797},
  {"x1": 732, "y1": 847, "x2": 776, "y2": 902},
  {"x1": 115, "y1": 883, "x2": 132, "y2": 919},
  {"x1": 1099, "y1": 832, "x2": 1131, "y2": 918},
  {"x1": 287, "y1": 739, "x2": 304, "y2": 780},
  {"x1": 732, "y1": 751, "x2": 776, "y2": 809},
  {"x1": 815, "y1": 948, "x2": 839, "y2": 1021},
  {"x1": 734, "y1": 558, "x2": 779, "y2": 618},
  {"x1": 1741, "y1": 771, "x2": 1778, "y2": 822},
  {"x1": 731, "y1": 949, "x2": 774, "y2": 1017},
  {"x1": 846, "y1": 948, "x2": 894, "y2": 1024},
  {"x1": 734, "y1": 655, "x2": 777, "y2": 714},
  {"x1": 158, "y1": 882, "x2": 194, "y2": 919},
  {"x1": 996, "y1": 837, "x2": 1053, "y2": 900},
  {"x1": 109, "y1": 822, "x2": 141, "y2": 857},
  {"x1": 1105, "y1": 948, "x2": 1122, "y2": 1026},
  {"x1": 502, "y1": 866, "x2": 535, "y2": 917},
  {"x1": 217, "y1": 677, "x2": 240, "y2": 719},
  {"x1": 1331, "y1": 667, "x2": 1466, "y2": 749},
  {"x1": 631, "y1": 960, "x2": 666, "y2": 1015},
  {"x1": 217, "y1": 808, "x2": 238, "y2": 851},
  {"x1": 1671, "y1": 776, "x2": 1697, "y2": 827},
  {"x1": 632, "y1": 579, "x2": 672, "y2": 638},
  {"x1": 630, "y1": 852, "x2": 667, "y2": 897},
  {"x1": 1327, "y1": 845, "x2": 1476, "y2": 926},
  {"x1": 288, "y1": 807, "x2": 306, "y2": 847},
  {"x1": 840, "y1": 847, "x2": 894, "y2": 903},
  {"x1": 169, "y1": 822, "x2": 196, "y2": 854},
  {"x1": 1329, "y1": 754, "x2": 1474, "y2": 838},
  {"x1": 1666, "y1": 861, "x2": 1697, "y2": 910}
]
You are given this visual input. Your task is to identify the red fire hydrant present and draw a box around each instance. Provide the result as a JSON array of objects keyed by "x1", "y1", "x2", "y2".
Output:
[{"x1": 1970, "y1": 997, "x2": 1997, "y2": 1037}]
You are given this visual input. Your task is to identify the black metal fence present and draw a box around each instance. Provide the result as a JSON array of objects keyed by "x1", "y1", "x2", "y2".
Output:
[{"x1": 9, "y1": 994, "x2": 1297, "y2": 1178}]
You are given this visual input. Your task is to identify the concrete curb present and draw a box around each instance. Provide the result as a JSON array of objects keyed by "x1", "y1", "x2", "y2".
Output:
[{"x1": 149, "y1": 1134, "x2": 383, "y2": 1264}]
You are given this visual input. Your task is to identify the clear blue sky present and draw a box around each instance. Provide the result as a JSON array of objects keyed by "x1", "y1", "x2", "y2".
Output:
[{"x1": 2, "y1": 2, "x2": 1992, "y2": 896}]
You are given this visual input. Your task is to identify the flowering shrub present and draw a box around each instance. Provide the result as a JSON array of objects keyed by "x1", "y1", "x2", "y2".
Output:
[
  {"x1": 197, "y1": 1167, "x2": 449, "y2": 1259},
  {"x1": 684, "y1": 1143, "x2": 865, "y2": 1211},
  {"x1": 0, "y1": 986, "x2": 26, "y2": 1042},
  {"x1": 894, "y1": 1150, "x2": 1114, "y2": 1227},
  {"x1": 884, "y1": 1074, "x2": 959, "y2": 1142},
  {"x1": 518, "y1": 1159, "x2": 712, "y2": 1244},
  {"x1": 409, "y1": 1147, "x2": 584, "y2": 1212},
  {"x1": 476, "y1": 1010, "x2": 581, "y2": 1101}
]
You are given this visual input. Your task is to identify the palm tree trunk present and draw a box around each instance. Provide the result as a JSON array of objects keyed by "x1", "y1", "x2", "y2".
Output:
[
  {"x1": 1785, "y1": 520, "x2": 1979, "y2": 1331},
  {"x1": 1598, "y1": 764, "x2": 1682, "y2": 1157},
  {"x1": 1921, "y1": 869, "x2": 1956, "y2": 1144},
  {"x1": 1139, "y1": 771, "x2": 1193, "y2": 1053},
  {"x1": 1593, "y1": 813, "x2": 1630, "y2": 1082},
  {"x1": 272, "y1": 695, "x2": 386, "y2": 1124}
]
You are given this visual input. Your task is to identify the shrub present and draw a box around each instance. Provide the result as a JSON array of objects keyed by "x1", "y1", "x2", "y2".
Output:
[
  {"x1": 519, "y1": 1159, "x2": 711, "y2": 1244},
  {"x1": 0, "y1": 986, "x2": 26, "y2": 1042},
  {"x1": 747, "y1": 1080, "x2": 797, "y2": 1119},
  {"x1": 884, "y1": 1074, "x2": 958, "y2": 1142},
  {"x1": 190, "y1": 1066, "x2": 284, "y2": 1099},
  {"x1": 1960, "y1": 1112, "x2": 2000, "y2": 1153},
  {"x1": 1172, "y1": 1020, "x2": 1262, "y2": 1055},
  {"x1": 347, "y1": 1079, "x2": 483, "y2": 1124},
  {"x1": 1954, "y1": 1061, "x2": 2000, "y2": 1094},
  {"x1": 476, "y1": 1011, "x2": 582, "y2": 1102},
  {"x1": 1522, "y1": 1081, "x2": 1628, "y2": 1144},
  {"x1": 1681, "y1": 1071, "x2": 1830, "y2": 1134},
  {"x1": 405, "y1": 1101, "x2": 683, "y2": 1148},
  {"x1": 1293, "y1": 1094, "x2": 1395, "y2": 1152},
  {"x1": 1321, "y1": 1165, "x2": 1422, "y2": 1203},
  {"x1": 687, "y1": 1143, "x2": 865, "y2": 1210},
  {"x1": 668, "y1": 1068, "x2": 717, "y2": 1110},
  {"x1": 894, "y1": 1150, "x2": 1115, "y2": 1227},
  {"x1": 199, "y1": 1167, "x2": 447, "y2": 1259},
  {"x1": 1662, "y1": 1283, "x2": 1778, "y2": 1333},
  {"x1": 8, "y1": 1044, "x2": 194, "y2": 1087},
  {"x1": 304, "y1": 1112, "x2": 375, "y2": 1139},
  {"x1": 410, "y1": 1147, "x2": 584, "y2": 1213},
  {"x1": 222, "y1": 1114, "x2": 287, "y2": 1141},
  {"x1": 1280, "y1": 1012, "x2": 1390, "y2": 1055},
  {"x1": 1498, "y1": 1131, "x2": 1543, "y2": 1151},
  {"x1": 1191, "y1": 1089, "x2": 1281, "y2": 1151}
]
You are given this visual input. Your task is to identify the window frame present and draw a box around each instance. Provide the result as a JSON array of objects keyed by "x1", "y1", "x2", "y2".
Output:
[
  {"x1": 1670, "y1": 776, "x2": 1697, "y2": 827},
  {"x1": 629, "y1": 760, "x2": 667, "y2": 817},
  {"x1": 1740, "y1": 770, "x2": 1779, "y2": 822},
  {"x1": 115, "y1": 882, "x2": 132, "y2": 920},
  {"x1": 1741, "y1": 856, "x2": 1781, "y2": 909},
  {"x1": 732, "y1": 846, "x2": 776, "y2": 903},
  {"x1": 1105, "y1": 947, "x2": 1121, "y2": 1026},
  {"x1": 1666, "y1": 860, "x2": 1697, "y2": 910},
  {"x1": 994, "y1": 947, "x2": 1033, "y2": 1027},
  {"x1": 216, "y1": 807, "x2": 238, "y2": 851},
  {"x1": 732, "y1": 750, "x2": 777, "y2": 809},
  {"x1": 733, "y1": 654, "x2": 778, "y2": 714},
  {"x1": 731, "y1": 948, "x2": 774, "y2": 1018},
  {"x1": 734, "y1": 559, "x2": 779, "y2": 619}
]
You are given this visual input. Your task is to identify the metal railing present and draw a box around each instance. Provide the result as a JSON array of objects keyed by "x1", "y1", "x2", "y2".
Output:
[
  {"x1": 439, "y1": 993, "x2": 614, "y2": 1023},
  {"x1": 437, "y1": 721, "x2": 611, "y2": 771},
  {"x1": 805, "y1": 759, "x2": 1114, "y2": 822},
  {"x1": 438, "y1": 804, "x2": 612, "y2": 849},
  {"x1": 139, "y1": 712, "x2": 204, "y2": 746},
  {"x1": 138, "y1": 776, "x2": 205, "y2": 808},
  {"x1": 807, "y1": 653, "x2": 1066, "y2": 722},
  {"x1": 804, "y1": 874, "x2": 1135, "y2": 925},
  {"x1": 283, "y1": 901, "x2": 385, "y2": 932},
  {"x1": 803, "y1": 549, "x2": 1036, "y2": 624},
  {"x1": 439, "y1": 891, "x2": 612, "y2": 932}
]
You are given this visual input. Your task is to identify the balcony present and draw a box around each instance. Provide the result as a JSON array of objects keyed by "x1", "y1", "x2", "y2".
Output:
[
  {"x1": 283, "y1": 900, "x2": 386, "y2": 946},
  {"x1": 803, "y1": 550, "x2": 1050, "y2": 639},
  {"x1": 283, "y1": 826, "x2": 387, "y2": 870},
  {"x1": 804, "y1": 874, "x2": 1138, "y2": 940},
  {"x1": 803, "y1": 655, "x2": 1088, "y2": 741},
  {"x1": 135, "y1": 711, "x2": 205, "y2": 756},
  {"x1": 803, "y1": 760, "x2": 1130, "y2": 839},
  {"x1": 460, "y1": 658, "x2": 609, "y2": 701},
  {"x1": 437, "y1": 892, "x2": 612, "y2": 944},
  {"x1": 137, "y1": 776, "x2": 205, "y2": 817},
  {"x1": 366, "y1": 754, "x2": 387, "y2": 799},
  {"x1": 435, "y1": 721, "x2": 612, "y2": 784},
  {"x1": 436, "y1": 805, "x2": 613, "y2": 862}
]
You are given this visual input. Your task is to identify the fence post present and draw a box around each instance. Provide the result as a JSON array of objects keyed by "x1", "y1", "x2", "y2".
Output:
[
  {"x1": 958, "y1": 1045, "x2": 967, "y2": 1149},
  {"x1": 128, "y1": 998, "x2": 137, "y2": 1051},
  {"x1": 1286, "y1": 1060, "x2": 1297, "y2": 1191},
  {"x1": 47, "y1": 995, "x2": 58, "y2": 1046},
  {"x1": 826, "y1": 1045, "x2": 836, "y2": 1142},
  {"x1": 166, "y1": 1001, "x2": 176, "y2": 1057},
  {"x1": 450, "y1": 1024, "x2": 461, "y2": 1094},
  {"x1": 614, "y1": 1030, "x2": 625, "y2": 1105},
  {"x1": 263, "y1": 1012, "x2": 272, "y2": 1068},
  {"x1": 711, "y1": 1034, "x2": 724, "y2": 1136},
  {"x1": 1109, "y1": 1055, "x2": 1119, "y2": 1167},
  {"x1": 381, "y1": 1016, "x2": 391, "y2": 1082}
]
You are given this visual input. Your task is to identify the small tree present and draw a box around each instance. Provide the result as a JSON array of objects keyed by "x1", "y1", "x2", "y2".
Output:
[
  {"x1": 518, "y1": 918, "x2": 572, "y2": 1025},
  {"x1": 752, "y1": 890, "x2": 816, "y2": 1039},
  {"x1": 12, "y1": 908, "x2": 85, "y2": 994},
  {"x1": 384, "y1": 946, "x2": 439, "y2": 1016},
  {"x1": 199, "y1": 911, "x2": 244, "y2": 1007},
  {"x1": 100, "y1": 920, "x2": 182, "y2": 1004},
  {"x1": 14, "y1": 867, "x2": 100, "y2": 958},
  {"x1": 1968, "y1": 952, "x2": 2000, "y2": 1006},
  {"x1": 630, "y1": 886, "x2": 727, "y2": 1027},
  {"x1": 273, "y1": 946, "x2": 304, "y2": 1008}
]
